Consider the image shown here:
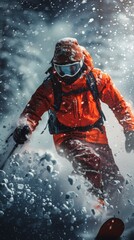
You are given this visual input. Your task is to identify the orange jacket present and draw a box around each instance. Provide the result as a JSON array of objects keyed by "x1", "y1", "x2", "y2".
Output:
[{"x1": 19, "y1": 53, "x2": 134, "y2": 148}]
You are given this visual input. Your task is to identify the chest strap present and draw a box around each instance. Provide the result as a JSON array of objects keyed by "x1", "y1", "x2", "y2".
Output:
[{"x1": 48, "y1": 110, "x2": 104, "y2": 135}]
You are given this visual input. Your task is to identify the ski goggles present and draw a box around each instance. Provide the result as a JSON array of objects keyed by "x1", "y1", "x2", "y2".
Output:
[{"x1": 54, "y1": 59, "x2": 84, "y2": 77}]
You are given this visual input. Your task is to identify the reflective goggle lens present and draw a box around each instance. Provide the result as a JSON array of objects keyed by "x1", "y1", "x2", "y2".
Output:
[{"x1": 54, "y1": 59, "x2": 83, "y2": 77}]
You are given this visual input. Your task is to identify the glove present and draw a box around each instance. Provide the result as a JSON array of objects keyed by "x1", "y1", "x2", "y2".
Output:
[
  {"x1": 13, "y1": 125, "x2": 31, "y2": 144},
  {"x1": 125, "y1": 131, "x2": 134, "y2": 153}
]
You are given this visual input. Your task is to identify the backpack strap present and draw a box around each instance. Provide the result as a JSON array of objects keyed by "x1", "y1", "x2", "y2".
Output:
[
  {"x1": 51, "y1": 76, "x2": 62, "y2": 111},
  {"x1": 86, "y1": 71, "x2": 106, "y2": 121}
]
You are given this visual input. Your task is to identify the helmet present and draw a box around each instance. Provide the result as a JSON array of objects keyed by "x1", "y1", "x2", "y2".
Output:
[
  {"x1": 53, "y1": 38, "x2": 84, "y2": 78},
  {"x1": 53, "y1": 38, "x2": 84, "y2": 64}
]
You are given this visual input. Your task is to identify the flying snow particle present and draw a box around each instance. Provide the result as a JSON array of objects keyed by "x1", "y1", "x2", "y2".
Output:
[
  {"x1": 71, "y1": 215, "x2": 76, "y2": 223},
  {"x1": 46, "y1": 165, "x2": 53, "y2": 173},
  {"x1": 0, "y1": 211, "x2": 4, "y2": 217},
  {"x1": 88, "y1": 18, "x2": 94, "y2": 23},
  {"x1": 9, "y1": 196, "x2": 14, "y2": 203},
  {"x1": 0, "y1": 170, "x2": 6, "y2": 182},
  {"x1": 65, "y1": 191, "x2": 78, "y2": 200},
  {"x1": 17, "y1": 184, "x2": 24, "y2": 190},
  {"x1": 68, "y1": 175, "x2": 75, "y2": 185},
  {"x1": 81, "y1": 0, "x2": 87, "y2": 3},
  {"x1": 47, "y1": 219, "x2": 52, "y2": 226},
  {"x1": 29, "y1": 197, "x2": 35, "y2": 205},
  {"x1": 81, "y1": 207, "x2": 87, "y2": 214},
  {"x1": 0, "y1": 183, "x2": 12, "y2": 197},
  {"x1": 91, "y1": 209, "x2": 95, "y2": 215},
  {"x1": 25, "y1": 171, "x2": 34, "y2": 179}
]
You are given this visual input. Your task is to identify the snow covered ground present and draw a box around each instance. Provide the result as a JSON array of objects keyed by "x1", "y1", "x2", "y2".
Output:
[{"x1": 0, "y1": 89, "x2": 134, "y2": 239}]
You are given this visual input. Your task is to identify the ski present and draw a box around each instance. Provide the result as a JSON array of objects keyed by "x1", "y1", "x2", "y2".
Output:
[{"x1": 95, "y1": 217, "x2": 125, "y2": 240}]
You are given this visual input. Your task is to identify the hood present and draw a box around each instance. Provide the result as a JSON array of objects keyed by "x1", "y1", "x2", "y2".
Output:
[{"x1": 80, "y1": 46, "x2": 94, "y2": 71}]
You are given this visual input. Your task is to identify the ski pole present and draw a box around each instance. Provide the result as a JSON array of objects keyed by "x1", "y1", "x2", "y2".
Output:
[
  {"x1": 0, "y1": 143, "x2": 18, "y2": 170},
  {"x1": 5, "y1": 132, "x2": 13, "y2": 143},
  {"x1": 1, "y1": 126, "x2": 30, "y2": 170}
]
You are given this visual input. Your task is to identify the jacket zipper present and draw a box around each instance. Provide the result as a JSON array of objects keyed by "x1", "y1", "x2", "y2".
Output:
[{"x1": 73, "y1": 97, "x2": 80, "y2": 121}]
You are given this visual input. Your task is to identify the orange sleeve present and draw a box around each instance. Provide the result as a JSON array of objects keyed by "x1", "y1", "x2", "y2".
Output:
[
  {"x1": 97, "y1": 71, "x2": 134, "y2": 132},
  {"x1": 19, "y1": 79, "x2": 53, "y2": 131}
]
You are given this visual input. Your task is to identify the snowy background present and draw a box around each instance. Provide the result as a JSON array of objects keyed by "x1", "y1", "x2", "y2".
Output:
[{"x1": 0, "y1": 0, "x2": 134, "y2": 239}]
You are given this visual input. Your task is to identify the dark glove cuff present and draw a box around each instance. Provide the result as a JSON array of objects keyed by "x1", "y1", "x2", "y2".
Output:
[{"x1": 13, "y1": 125, "x2": 31, "y2": 144}]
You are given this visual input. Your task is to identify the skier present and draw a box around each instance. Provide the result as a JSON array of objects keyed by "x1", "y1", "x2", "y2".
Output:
[{"x1": 13, "y1": 38, "x2": 134, "y2": 202}]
